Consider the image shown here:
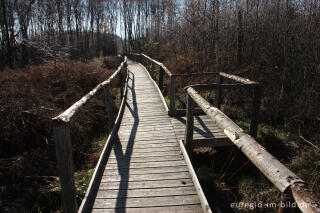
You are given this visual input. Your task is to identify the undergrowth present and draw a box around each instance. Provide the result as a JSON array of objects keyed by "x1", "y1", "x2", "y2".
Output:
[{"x1": 0, "y1": 56, "x2": 121, "y2": 212}]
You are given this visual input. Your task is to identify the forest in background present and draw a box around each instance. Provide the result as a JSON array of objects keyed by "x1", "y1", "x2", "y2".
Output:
[{"x1": 1, "y1": 0, "x2": 320, "y2": 212}]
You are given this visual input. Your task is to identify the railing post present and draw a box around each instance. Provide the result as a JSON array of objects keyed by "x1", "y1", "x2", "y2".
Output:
[
  {"x1": 158, "y1": 66, "x2": 164, "y2": 92},
  {"x1": 184, "y1": 93, "x2": 194, "y2": 156},
  {"x1": 169, "y1": 75, "x2": 176, "y2": 116},
  {"x1": 215, "y1": 73, "x2": 222, "y2": 109},
  {"x1": 250, "y1": 85, "x2": 261, "y2": 138},
  {"x1": 52, "y1": 119, "x2": 77, "y2": 213},
  {"x1": 150, "y1": 62, "x2": 153, "y2": 78},
  {"x1": 104, "y1": 86, "x2": 114, "y2": 128},
  {"x1": 119, "y1": 67, "x2": 124, "y2": 100}
]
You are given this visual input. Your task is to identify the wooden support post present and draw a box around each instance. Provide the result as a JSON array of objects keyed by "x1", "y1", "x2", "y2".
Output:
[
  {"x1": 104, "y1": 86, "x2": 114, "y2": 128},
  {"x1": 158, "y1": 66, "x2": 164, "y2": 92},
  {"x1": 215, "y1": 74, "x2": 222, "y2": 109},
  {"x1": 184, "y1": 94, "x2": 194, "y2": 155},
  {"x1": 119, "y1": 67, "x2": 124, "y2": 100},
  {"x1": 250, "y1": 85, "x2": 261, "y2": 138},
  {"x1": 52, "y1": 120, "x2": 77, "y2": 213},
  {"x1": 139, "y1": 54, "x2": 142, "y2": 64},
  {"x1": 150, "y1": 62, "x2": 153, "y2": 78},
  {"x1": 169, "y1": 75, "x2": 176, "y2": 116}
]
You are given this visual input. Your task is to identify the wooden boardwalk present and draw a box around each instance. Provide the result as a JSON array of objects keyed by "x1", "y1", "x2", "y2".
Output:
[{"x1": 85, "y1": 61, "x2": 224, "y2": 212}]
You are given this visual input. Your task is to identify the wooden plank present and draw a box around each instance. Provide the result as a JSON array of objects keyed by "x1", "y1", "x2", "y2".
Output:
[
  {"x1": 108, "y1": 150, "x2": 181, "y2": 158},
  {"x1": 96, "y1": 186, "x2": 197, "y2": 198},
  {"x1": 112, "y1": 142, "x2": 179, "y2": 149},
  {"x1": 92, "y1": 204, "x2": 202, "y2": 213},
  {"x1": 118, "y1": 136, "x2": 178, "y2": 142},
  {"x1": 93, "y1": 195, "x2": 201, "y2": 209},
  {"x1": 113, "y1": 146, "x2": 180, "y2": 153},
  {"x1": 169, "y1": 75, "x2": 176, "y2": 115},
  {"x1": 98, "y1": 178, "x2": 194, "y2": 190},
  {"x1": 114, "y1": 138, "x2": 178, "y2": 144},
  {"x1": 104, "y1": 161, "x2": 186, "y2": 170},
  {"x1": 120, "y1": 121, "x2": 173, "y2": 126},
  {"x1": 184, "y1": 94, "x2": 194, "y2": 154},
  {"x1": 100, "y1": 171, "x2": 191, "y2": 182},
  {"x1": 115, "y1": 146, "x2": 180, "y2": 152},
  {"x1": 118, "y1": 131, "x2": 177, "y2": 137},
  {"x1": 103, "y1": 166, "x2": 189, "y2": 175},
  {"x1": 118, "y1": 127, "x2": 178, "y2": 133}
]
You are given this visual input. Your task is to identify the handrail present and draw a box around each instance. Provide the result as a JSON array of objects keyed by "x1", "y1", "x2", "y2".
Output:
[
  {"x1": 53, "y1": 58, "x2": 127, "y2": 122},
  {"x1": 127, "y1": 54, "x2": 261, "y2": 137},
  {"x1": 184, "y1": 86, "x2": 320, "y2": 213},
  {"x1": 172, "y1": 72, "x2": 218, "y2": 77},
  {"x1": 140, "y1": 54, "x2": 172, "y2": 76},
  {"x1": 52, "y1": 57, "x2": 127, "y2": 213},
  {"x1": 220, "y1": 71, "x2": 258, "y2": 84}
]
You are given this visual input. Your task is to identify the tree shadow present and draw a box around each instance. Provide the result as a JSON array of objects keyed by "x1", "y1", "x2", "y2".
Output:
[
  {"x1": 173, "y1": 115, "x2": 215, "y2": 138},
  {"x1": 112, "y1": 70, "x2": 139, "y2": 212}
]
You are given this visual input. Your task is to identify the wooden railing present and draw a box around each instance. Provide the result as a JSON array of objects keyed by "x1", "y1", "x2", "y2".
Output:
[
  {"x1": 184, "y1": 85, "x2": 320, "y2": 213},
  {"x1": 52, "y1": 57, "x2": 127, "y2": 213},
  {"x1": 128, "y1": 53, "x2": 261, "y2": 138}
]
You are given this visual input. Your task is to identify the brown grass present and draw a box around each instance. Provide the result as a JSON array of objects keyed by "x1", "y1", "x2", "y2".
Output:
[{"x1": 0, "y1": 57, "x2": 121, "y2": 211}]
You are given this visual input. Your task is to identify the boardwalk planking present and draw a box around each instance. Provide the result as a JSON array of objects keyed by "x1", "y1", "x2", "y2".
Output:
[
  {"x1": 88, "y1": 61, "x2": 204, "y2": 212},
  {"x1": 85, "y1": 60, "x2": 228, "y2": 212}
]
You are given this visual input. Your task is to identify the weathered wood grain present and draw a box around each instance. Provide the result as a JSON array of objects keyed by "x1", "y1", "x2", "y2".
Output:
[
  {"x1": 186, "y1": 86, "x2": 303, "y2": 192},
  {"x1": 84, "y1": 60, "x2": 215, "y2": 212},
  {"x1": 103, "y1": 166, "x2": 189, "y2": 175},
  {"x1": 96, "y1": 187, "x2": 197, "y2": 198},
  {"x1": 98, "y1": 178, "x2": 194, "y2": 190},
  {"x1": 93, "y1": 195, "x2": 201, "y2": 209},
  {"x1": 92, "y1": 204, "x2": 202, "y2": 213}
]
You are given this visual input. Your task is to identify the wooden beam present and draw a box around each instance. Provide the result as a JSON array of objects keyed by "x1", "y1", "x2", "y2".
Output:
[
  {"x1": 220, "y1": 72, "x2": 258, "y2": 84},
  {"x1": 178, "y1": 140, "x2": 212, "y2": 213},
  {"x1": 250, "y1": 86, "x2": 262, "y2": 138},
  {"x1": 158, "y1": 66, "x2": 164, "y2": 92},
  {"x1": 186, "y1": 87, "x2": 304, "y2": 192},
  {"x1": 215, "y1": 74, "x2": 222, "y2": 109},
  {"x1": 104, "y1": 85, "x2": 114, "y2": 128},
  {"x1": 141, "y1": 54, "x2": 172, "y2": 76},
  {"x1": 185, "y1": 83, "x2": 260, "y2": 91},
  {"x1": 52, "y1": 120, "x2": 77, "y2": 213},
  {"x1": 169, "y1": 75, "x2": 176, "y2": 116},
  {"x1": 184, "y1": 94, "x2": 194, "y2": 155}
]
